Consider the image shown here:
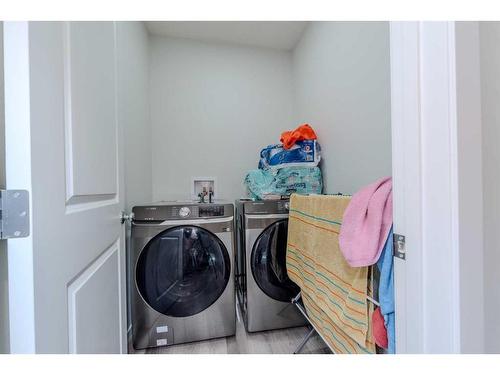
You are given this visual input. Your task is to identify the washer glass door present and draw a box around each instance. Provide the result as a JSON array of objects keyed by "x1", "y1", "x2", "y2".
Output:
[
  {"x1": 136, "y1": 225, "x2": 230, "y2": 317},
  {"x1": 251, "y1": 219, "x2": 300, "y2": 302}
]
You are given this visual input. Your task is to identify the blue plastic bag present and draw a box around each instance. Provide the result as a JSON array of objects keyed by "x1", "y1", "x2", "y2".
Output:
[{"x1": 258, "y1": 140, "x2": 321, "y2": 170}]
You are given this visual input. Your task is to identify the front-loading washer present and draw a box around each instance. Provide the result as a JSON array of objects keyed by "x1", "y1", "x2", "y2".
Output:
[
  {"x1": 235, "y1": 199, "x2": 307, "y2": 333},
  {"x1": 130, "y1": 201, "x2": 235, "y2": 350}
]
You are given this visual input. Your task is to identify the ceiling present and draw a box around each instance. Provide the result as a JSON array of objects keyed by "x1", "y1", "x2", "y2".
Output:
[{"x1": 145, "y1": 21, "x2": 309, "y2": 50}]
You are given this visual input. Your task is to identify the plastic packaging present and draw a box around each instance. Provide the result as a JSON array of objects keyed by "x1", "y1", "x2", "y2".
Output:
[
  {"x1": 258, "y1": 140, "x2": 321, "y2": 170},
  {"x1": 244, "y1": 166, "x2": 323, "y2": 200}
]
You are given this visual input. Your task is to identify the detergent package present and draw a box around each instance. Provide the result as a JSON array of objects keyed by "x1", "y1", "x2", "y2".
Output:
[
  {"x1": 244, "y1": 166, "x2": 323, "y2": 200},
  {"x1": 258, "y1": 140, "x2": 321, "y2": 170}
]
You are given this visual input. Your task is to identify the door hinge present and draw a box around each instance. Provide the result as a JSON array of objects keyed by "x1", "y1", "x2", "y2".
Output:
[
  {"x1": 0, "y1": 190, "x2": 30, "y2": 239},
  {"x1": 120, "y1": 211, "x2": 134, "y2": 224},
  {"x1": 393, "y1": 233, "x2": 406, "y2": 260}
]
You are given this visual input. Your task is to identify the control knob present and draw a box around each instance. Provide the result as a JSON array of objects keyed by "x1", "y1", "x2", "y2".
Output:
[{"x1": 179, "y1": 207, "x2": 191, "y2": 218}]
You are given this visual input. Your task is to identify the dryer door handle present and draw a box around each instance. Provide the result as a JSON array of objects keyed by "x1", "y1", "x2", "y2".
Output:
[{"x1": 244, "y1": 214, "x2": 289, "y2": 220}]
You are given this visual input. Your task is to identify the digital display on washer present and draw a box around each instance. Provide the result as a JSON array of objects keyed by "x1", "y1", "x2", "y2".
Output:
[{"x1": 199, "y1": 205, "x2": 224, "y2": 217}]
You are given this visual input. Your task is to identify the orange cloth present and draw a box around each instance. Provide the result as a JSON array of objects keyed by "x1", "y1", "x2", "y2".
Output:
[{"x1": 280, "y1": 124, "x2": 317, "y2": 150}]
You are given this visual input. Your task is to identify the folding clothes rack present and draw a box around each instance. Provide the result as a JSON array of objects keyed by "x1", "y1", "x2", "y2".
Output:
[
  {"x1": 291, "y1": 291, "x2": 380, "y2": 354},
  {"x1": 287, "y1": 193, "x2": 384, "y2": 354}
]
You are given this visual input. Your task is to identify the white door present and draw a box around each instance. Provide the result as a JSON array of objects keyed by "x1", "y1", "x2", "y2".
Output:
[{"x1": 3, "y1": 21, "x2": 126, "y2": 353}]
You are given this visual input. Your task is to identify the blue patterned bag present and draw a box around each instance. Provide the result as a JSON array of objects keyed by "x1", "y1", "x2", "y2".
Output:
[{"x1": 258, "y1": 140, "x2": 321, "y2": 170}]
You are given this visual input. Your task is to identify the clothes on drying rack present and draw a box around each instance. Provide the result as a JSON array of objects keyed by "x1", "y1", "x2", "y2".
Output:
[
  {"x1": 286, "y1": 193, "x2": 376, "y2": 354},
  {"x1": 377, "y1": 228, "x2": 395, "y2": 354},
  {"x1": 300, "y1": 290, "x2": 375, "y2": 354},
  {"x1": 292, "y1": 291, "x2": 380, "y2": 354},
  {"x1": 339, "y1": 177, "x2": 393, "y2": 267},
  {"x1": 372, "y1": 307, "x2": 388, "y2": 349}
]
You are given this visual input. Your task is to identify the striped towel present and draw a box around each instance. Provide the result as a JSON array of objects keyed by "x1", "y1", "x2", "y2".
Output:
[{"x1": 286, "y1": 194, "x2": 375, "y2": 354}]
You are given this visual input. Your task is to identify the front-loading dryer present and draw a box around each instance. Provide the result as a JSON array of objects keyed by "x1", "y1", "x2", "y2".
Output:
[
  {"x1": 235, "y1": 199, "x2": 307, "y2": 333},
  {"x1": 130, "y1": 201, "x2": 235, "y2": 350}
]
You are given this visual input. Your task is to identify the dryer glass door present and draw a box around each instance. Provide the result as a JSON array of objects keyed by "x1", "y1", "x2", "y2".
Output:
[
  {"x1": 136, "y1": 226, "x2": 230, "y2": 317},
  {"x1": 250, "y1": 219, "x2": 300, "y2": 302}
]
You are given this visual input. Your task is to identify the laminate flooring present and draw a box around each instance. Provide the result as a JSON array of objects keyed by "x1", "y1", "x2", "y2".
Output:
[{"x1": 130, "y1": 308, "x2": 331, "y2": 354}]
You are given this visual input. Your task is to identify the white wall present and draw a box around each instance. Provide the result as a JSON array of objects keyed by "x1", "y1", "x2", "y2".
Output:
[
  {"x1": 292, "y1": 22, "x2": 392, "y2": 194},
  {"x1": 149, "y1": 24, "x2": 391, "y2": 201},
  {"x1": 150, "y1": 36, "x2": 294, "y2": 202},
  {"x1": 0, "y1": 21, "x2": 10, "y2": 354},
  {"x1": 479, "y1": 21, "x2": 500, "y2": 354},
  {"x1": 117, "y1": 22, "x2": 152, "y2": 211}
]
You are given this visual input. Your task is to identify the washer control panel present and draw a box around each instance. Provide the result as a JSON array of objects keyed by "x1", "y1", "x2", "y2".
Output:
[
  {"x1": 199, "y1": 205, "x2": 224, "y2": 217},
  {"x1": 241, "y1": 199, "x2": 290, "y2": 214},
  {"x1": 132, "y1": 202, "x2": 233, "y2": 221}
]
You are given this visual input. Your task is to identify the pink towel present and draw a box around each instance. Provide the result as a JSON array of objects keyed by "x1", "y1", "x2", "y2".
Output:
[{"x1": 339, "y1": 177, "x2": 393, "y2": 267}]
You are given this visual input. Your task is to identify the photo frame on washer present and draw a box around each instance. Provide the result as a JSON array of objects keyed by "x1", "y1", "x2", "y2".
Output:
[{"x1": 191, "y1": 177, "x2": 217, "y2": 201}]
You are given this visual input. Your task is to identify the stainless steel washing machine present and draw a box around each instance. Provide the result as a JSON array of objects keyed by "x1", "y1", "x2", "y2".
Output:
[
  {"x1": 130, "y1": 201, "x2": 235, "y2": 350},
  {"x1": 235, "y1": 199, "x2": 307, "y2": 332}
]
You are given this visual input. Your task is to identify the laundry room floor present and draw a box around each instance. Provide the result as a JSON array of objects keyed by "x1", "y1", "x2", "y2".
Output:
[{"x1": 129, "y1": 311, "x2": 331, "y2": 354}]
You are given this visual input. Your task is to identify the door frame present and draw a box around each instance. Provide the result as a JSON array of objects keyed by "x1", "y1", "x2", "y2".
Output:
[
  {"x1": 3, "y1": 21, "x2": 36, "y2": 353},
  {"x1": 390, "y1": 21, "x2": 484, "y2": 353}
]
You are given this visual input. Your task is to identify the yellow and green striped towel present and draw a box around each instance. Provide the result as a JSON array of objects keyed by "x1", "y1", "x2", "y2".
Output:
[{"x1": 286, "y1": 194, "x2": 375, "y2": 354}]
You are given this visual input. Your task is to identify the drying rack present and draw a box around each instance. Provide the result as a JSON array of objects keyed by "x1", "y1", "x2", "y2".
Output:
[
  {"x1": 291, "y1": 291, "x2": 379, "y2": 354},
  {"x1": 286, "y1": 193, "x2": 384, "y2": 354}
]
